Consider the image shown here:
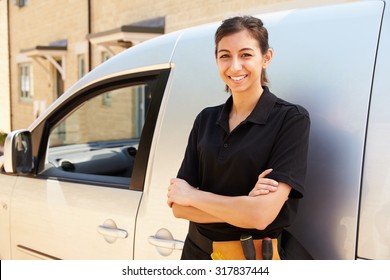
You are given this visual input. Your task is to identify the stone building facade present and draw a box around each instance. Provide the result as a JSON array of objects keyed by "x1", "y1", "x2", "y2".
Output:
[
  {"x1": 1, "y1": 0, "x2": 351, "y2": 131},
  {"x1": 0, "y1": 0, "x2": 11, "y2": 133}
]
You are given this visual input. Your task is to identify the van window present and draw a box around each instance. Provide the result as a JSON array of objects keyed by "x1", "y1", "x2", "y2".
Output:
[
  {"x1": 43, "y1": 80, "x2": 153, "y2": 188},
  {"x1": 49, "y1": 84, "x2": 148, "y2": 147}
]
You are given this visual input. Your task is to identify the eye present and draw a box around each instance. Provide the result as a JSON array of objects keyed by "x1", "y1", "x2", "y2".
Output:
[
  {"x1": 242, "y1": 53, "x2": 253, "y2": 57},
  {"x1": 219, "y1": 54, "x2": 230, "y2": 59}
]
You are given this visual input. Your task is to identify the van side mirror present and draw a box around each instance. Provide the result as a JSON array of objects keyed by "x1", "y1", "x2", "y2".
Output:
[{"x1": 3, "y1": 129, "x2": 33, "y2": 174}]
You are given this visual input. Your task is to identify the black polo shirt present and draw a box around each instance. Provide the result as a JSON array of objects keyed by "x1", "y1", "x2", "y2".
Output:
[{"x1": 177, "y1": 86, "x2": 310, "y2": 241}]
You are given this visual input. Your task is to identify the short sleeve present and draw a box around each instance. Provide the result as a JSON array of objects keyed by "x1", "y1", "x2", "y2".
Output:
[
  {"x1": 267, "y1": 107, "x2": 310, "y2": 198},
  {"x1": 177, "y1": 114, "x2": 201, "y2": 187}
]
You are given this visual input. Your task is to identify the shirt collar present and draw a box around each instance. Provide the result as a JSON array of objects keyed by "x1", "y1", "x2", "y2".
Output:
[{"x1": 217, "y1": 86, "x2": 277, "y2": 131}]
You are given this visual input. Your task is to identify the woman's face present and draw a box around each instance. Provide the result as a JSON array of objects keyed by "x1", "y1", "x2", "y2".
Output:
[{"x1": 216, "y1": 29, "x2": 271, "y2": 95}]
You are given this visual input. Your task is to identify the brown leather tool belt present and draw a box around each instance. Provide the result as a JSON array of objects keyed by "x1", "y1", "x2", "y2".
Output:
[
  {"x1": 212, "y1": 238, "x2": 280, "y2": 260},
  {"x1": 188, "y1": 222, "x2": 280, "y2": 260}
]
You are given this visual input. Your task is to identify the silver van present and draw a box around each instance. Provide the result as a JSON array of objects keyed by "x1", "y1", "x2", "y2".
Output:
[{"x1": 0, "y1": 0, "x2": 389, "y2": 260}]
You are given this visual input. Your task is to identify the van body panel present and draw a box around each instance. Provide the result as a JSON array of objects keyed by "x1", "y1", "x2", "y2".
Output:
[
  {"x1": 358, "y1": 0, "x2": 390, "y2": 260},
  {"x1": 263, "y1": 1, "x2": 384, "y2": 259},
  {"x1": 0, "y1": 175, "x2": 17, "y2": 259}
]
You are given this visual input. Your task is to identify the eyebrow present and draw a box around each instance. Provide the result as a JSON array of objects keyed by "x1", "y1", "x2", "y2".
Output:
[{"x1": 217, "y1": 47, "x2": 256, "y2": 53}]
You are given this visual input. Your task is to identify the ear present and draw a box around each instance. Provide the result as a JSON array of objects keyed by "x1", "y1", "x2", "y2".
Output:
[{"x1": 262, "y1": 48, "x2": 273, "y2": 69}]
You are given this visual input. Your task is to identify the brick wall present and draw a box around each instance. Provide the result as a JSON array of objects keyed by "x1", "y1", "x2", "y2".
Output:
[{"x1": 0, "y1": 0, "x2": 11, "y2": 133}]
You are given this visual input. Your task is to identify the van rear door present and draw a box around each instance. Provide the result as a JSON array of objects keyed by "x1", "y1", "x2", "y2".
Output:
[
  {"x1": 263, "y1": 1, "x2": 384, "y2": 259},
  {"x1": 358, "y1": 1, "x2": 390, "y2": 260}
]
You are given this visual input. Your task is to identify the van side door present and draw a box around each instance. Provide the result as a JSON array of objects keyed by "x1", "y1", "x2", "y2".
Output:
[{"x1": 9, "y1": 68, "x2": 170, "y2": 259}]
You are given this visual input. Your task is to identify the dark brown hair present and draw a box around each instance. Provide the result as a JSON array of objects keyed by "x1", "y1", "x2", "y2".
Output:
[{"x1": 215, "y1": 16, "x2": 270, "y2": 89}]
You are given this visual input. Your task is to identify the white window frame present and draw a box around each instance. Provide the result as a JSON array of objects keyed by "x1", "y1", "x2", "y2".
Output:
[{"x1": 19, "y1": 63, "x2": 32, "y2": 101}]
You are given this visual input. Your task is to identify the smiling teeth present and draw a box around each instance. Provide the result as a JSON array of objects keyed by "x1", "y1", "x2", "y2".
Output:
[{"x1": 230, "y1": 75, "x2": 246, "y2": 81}]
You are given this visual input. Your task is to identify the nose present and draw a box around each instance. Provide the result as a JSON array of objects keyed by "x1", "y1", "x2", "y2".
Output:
[{"x1": 230, "y1": 57, "x2": 243, "y2": 72}]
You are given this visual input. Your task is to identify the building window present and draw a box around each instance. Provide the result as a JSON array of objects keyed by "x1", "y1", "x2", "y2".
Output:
[
  {"x1": 14, "y1": 0, "x2": 28, "y2": 8},
  {"x1": 19, "y1": 63, "x2": 32, "y2": 100},
  {"x1": 101, "y1": 51, "x2": 111, "y2": 63},
  {"x1": 78, "y1": 54, "x2": 86, "y2": 79}
]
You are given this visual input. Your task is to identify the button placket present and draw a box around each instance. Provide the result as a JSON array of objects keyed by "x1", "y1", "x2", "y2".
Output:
[{"x1": 218, "y1": 134, "x2": 230, "y2": 160}]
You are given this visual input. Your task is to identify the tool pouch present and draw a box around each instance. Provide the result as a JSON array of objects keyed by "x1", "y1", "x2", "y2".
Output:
[{"x1": 212, "y1": 239, "x2": 280, "y2": 260}]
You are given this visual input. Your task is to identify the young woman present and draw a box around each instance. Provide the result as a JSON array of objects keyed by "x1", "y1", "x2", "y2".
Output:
[{"x1": 167, "y1": 16, "x2": 310, "y2": 260}]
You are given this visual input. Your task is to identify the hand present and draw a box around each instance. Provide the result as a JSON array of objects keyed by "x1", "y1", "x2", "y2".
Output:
[
  {"x1": 248, "y1": 169, "x2": 279, "y2": 197},
  {"x1": 167, "y1": 178, "x2": 197, "y2": 208}
]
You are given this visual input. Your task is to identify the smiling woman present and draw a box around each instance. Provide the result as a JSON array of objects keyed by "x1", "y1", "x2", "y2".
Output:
[
  {"x1": 215, "y1": 16, "x2": 272, "y2": 93},
  {"x1": 167, "y1": 16, "x2": 311, "y2": 260}
]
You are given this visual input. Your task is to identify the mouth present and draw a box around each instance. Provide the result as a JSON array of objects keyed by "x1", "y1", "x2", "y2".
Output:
[{"x1": 229, "y1": 75, "x2": 248, "y2": 82}]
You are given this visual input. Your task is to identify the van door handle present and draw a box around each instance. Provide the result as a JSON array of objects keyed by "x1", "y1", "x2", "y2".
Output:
[
  {"x1": 97, "y1": 225, "x2": 128, "y2": 239},
  {"x1": 148, "y1": 228, "x2": 184, "y2": 256},
  {"x1": 148, "y1": 235, "x2": 184, "y2": 250},
  {"x1": 97, "y1": 219, "x2": 128, "y2": 243}
]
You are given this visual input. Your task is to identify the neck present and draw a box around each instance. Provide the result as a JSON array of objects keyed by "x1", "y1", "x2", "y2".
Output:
[{"x1": 230, "y1": 86, "x2": 264, "y2": 118}]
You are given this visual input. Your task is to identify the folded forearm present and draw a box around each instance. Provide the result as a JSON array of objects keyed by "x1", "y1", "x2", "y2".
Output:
[
  {"x1": 189, "y1": 185, "x2": 290, "y2": 230},
  {"x1": 171, "y1": 204, "x2": 224, "y2": 224}
]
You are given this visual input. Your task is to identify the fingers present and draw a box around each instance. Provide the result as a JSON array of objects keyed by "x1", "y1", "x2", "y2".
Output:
[
  {"x1": 167, "y1": 178, "x2": 175, "y2": 207},
  {"x1": 167, "y1": 178, "x2": 193, "y2": 207},
  {"x1": 257, "y1": 169, "x2": 278, "y2": 187},
  {"x1": 258, "y1": 168, "x2": 273, "y2": 179},
  {"x1": 249, "y1": 183, "x2": 278, "y2": 196},
  {"x1": 168, "y1": 178, "x2": 180, "y2": 194},
  {"x1": 257, "y1": 178, "x2": 279, "y2": 187},
  {"x1": 249, "y1": 188, "x2": 271, "y2": 197},
  {"x1": 249, "y1": 169, "x2": 279, "y2": 197},
  {"x1": 249, "y1": 184, "x2": 277, "y2": 196}
]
